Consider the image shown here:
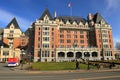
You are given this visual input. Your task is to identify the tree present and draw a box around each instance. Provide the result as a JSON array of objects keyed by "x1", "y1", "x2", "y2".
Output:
[{"x1": 115, "y1": 42, "x2": 120, "y2": 50}]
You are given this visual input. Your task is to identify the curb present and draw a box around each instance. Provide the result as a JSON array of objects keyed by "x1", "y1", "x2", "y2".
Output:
[{"x1": 26, "y1": 69, "x2": 120, "y2": 74}]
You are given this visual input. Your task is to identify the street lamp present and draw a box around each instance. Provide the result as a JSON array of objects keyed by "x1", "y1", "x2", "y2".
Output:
[
  {"x1": 84, "y1": 50, "x2": 90, "y2": 70},
  {"x1": 28, "y1": 52, "x2": 32, "y2": 71},
  {"x1": 21, "y1": 49, "x2": 24, "y2": 60},
  {"x1": 73, "y1": 43, "x2": 77, "y2": 60},
  {"x1": 20, "y1": 49, "x2": 24, "y2": 70}
]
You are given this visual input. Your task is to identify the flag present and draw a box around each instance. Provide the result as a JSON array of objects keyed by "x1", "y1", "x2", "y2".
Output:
[{"x1": 68, "y1": 2, "x2": 71, "y2": 8}]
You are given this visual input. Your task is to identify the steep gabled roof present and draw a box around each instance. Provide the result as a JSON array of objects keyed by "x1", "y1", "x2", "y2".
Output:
[
  {"x1": 5, "y1": 17, "x2": 21, "y2": 29},
  {"x1": 39, "y1": 8, "x2": 53, "y2": 20},
  {"x1": 57, "y1": 16, "x2": 86, "y2": 24},
  {"x1": 93, "y1": 13, "x2": 107, "y2": 24}
]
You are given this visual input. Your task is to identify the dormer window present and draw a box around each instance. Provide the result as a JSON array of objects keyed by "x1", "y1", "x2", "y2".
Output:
[
  {"x1": 44, "y1": 15, "x2": 49, "y2": 23},
  {"x1": 10, "y1": 24, "x2": 14, "y2": 29},
  {"x1": 101, "y1": 19, "x2": 105, "y2": 24}
]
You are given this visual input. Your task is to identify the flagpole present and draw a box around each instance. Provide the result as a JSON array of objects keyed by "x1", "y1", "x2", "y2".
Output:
[{"x1": 70, "y1": 5, "x2": 72, "y2": 16}]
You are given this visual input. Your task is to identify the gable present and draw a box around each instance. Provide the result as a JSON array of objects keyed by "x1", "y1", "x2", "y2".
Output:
[
  {"x1": 39, "y1": 8, "x2": 53, "y2": 20},
  {"x1": 5, "y1": 18, "x2": 21, "y2": 30}
]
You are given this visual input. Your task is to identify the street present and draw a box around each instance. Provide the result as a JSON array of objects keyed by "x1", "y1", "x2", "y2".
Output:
[{"x1": 0, "y1": 63, "x2": 120, "y2": 80}]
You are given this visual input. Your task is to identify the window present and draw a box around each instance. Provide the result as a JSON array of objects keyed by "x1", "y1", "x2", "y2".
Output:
[
  {"x1": 67, "y1": 34, "x2": 71, "y2": 38},
  {"x1": 3, "y1": 51, "x2": 9, "y2": 56},
  {"x1": 43, "y1": 37, "x2": 49, "y2": 41},
  {"x1": 42, "y1": 44, "x2": 49, "y2": 48},
  {"x1": 52, "y1": 44, "x2": 54, "y2": 48},
  {"x1": 80, "y1": 35, "x2": 84, "y2": 38},
  {"x1": 67, "y1": 30, "x2": 70, "y2": 33},
  {"x1": 38, "y1": 37, "x2": 40, "y2": 41},
  {"x1": 38, "y1": 32, "x2": 40, "y2": 35},
  {"x1": 51, "y1": 52, "x2": 54, "y2": 57},
  {"x1": 52, "y1": 37, "x2": 54, "y2": 41},
  {"x1": 38, "y1": 51, "x2": 41, "y2": 57},
  {"x1": 67, "y1": 40, "x2": 71, "y2": 43},
  {"x1": 9, "y1": 34, "x2": 13, "y2": 37},
  {"x1": 103, "y1": 39, "x2": 108, "y2": 42},
  {"x1": 74, "y1": 40, "x2": 78, "y2": 43},
  {"x1": 38, "y1": 44, "x2": 40, "y2": 48},
  {"x1": 80, "y1": 31, "x2": 83, "y2": 34},
  {"x1": 52, "y1": 32, "x2": 54, "y2": 36},
  {"x1": 60, "y1": 39, "x2": 64, "y2": 43},
  {"x1": 60, "y1": 34, "x2": 64, "y2": 38},
  {"x1": 43, "y1": 27, "x2": 49, "y2": 30},
  {"x1": 103, "y1": 34, "x2": 107, "y2": 37},
  {"x1": 52, "y1": 28, "x2": 54, "y2": 31},
  {"x1": 22, "y1": 42, "x2": 25, "y2": 45},
  {"x1": 10, "y1": 30, "x2": 14, "y2": 33},
  {"x1": 60, "y1": 30, "x2": 63, "y2": 33},
  {"x1": 74, "y1": 35, "x2": 77, "y2": 38},
  {"x1": 103, "y1": 44, "x2": 109, "y2": 48},
  {"x1": 80, "y1": 40, "x2": 84, "y2": 43},
  {"x1": 42, "y1": 51, "x2": 50, "y2": 57},
  {"x1": 74, "y1": 31, "x2": 77, "y2": 34},
  {"x1": 9, "y1": 42, "x2": 13, "y2": 45},
  {"x1": 43, "y1": 32, "x2": 49, "y2": 35}
]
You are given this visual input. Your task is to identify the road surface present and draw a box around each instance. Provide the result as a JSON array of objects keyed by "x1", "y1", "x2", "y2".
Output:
[{"x1": 0, "y1": 63, "x2": 120, "y2": 80}]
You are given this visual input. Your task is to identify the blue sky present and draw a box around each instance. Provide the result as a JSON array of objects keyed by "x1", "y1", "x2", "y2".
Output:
[{"x1": 0, "y1": 0, "x2": 120, "y2": 46}]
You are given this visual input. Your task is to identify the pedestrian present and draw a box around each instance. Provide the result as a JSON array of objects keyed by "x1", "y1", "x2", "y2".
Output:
[
  {"x1": 97, "y1": 64, "x2": 100, "y2": 70},
  {"x1": 76, "y1": 60, "x2": 80, "y2": 70},
  {"x1": 109, "y1": 64, "x2": 112, "y2": 69}
]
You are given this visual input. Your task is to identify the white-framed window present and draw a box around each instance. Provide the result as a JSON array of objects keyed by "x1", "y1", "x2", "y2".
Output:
[
  {"x1": 43, "y1": 37, "x2": 49, "y2": 41},
  {"x1": 42, "y1": 44, "x2": 49, "y2": 48}
]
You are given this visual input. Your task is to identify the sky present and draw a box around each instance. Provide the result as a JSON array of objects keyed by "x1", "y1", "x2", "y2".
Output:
[{"x1": 0, "y1": 0, "x2": 120, "y2": 46}]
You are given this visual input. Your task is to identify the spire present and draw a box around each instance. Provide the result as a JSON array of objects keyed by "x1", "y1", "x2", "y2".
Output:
[{"x1": 39, "y1": 8, "x2": 53, "y2": 20}]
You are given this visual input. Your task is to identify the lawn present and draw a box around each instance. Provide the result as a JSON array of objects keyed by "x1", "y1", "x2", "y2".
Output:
[{"x1": 31, "y1": 62, "x2": 96, "y2": 71}]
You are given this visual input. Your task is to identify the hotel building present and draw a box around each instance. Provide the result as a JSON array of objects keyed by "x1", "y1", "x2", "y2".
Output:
[
  {"x1": 29, "y1": 8, "x2": 114, "y2": 62},
  {"x1": 0, "y1": 18, "x2": 28, "y2": 62}
]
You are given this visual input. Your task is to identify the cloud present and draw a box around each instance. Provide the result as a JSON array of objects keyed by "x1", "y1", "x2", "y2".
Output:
[
  {"x1": 113, "y1": 37, "x2": 120, "y2": 47},
  {"x1": 105, "y1": 0, "x2": 120, "y2": 11},
  {"x1": 0, "y1": 8, "x2": 31, "y2": 31}
]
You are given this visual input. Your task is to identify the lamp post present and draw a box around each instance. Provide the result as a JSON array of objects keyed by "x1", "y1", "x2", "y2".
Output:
[
  {"x1": 73, "y1": 43, "x2": 77, "y2": 60},
  {"x1": 28, "y1": 52, "x2": 32, "y2": 71},
  {"x1": 20, "y1": 49, "x2": 24, "y2": 70},
  {"x1": 85, "y1": 50, "x2": 90, "y2": 70}
]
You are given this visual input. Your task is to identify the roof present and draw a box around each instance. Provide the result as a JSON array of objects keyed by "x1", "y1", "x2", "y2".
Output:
[
  {"x1": 57, "y1": 16, "x2": 86, "y2": 24},
  {"x1": 0, "y1": 28, "x2": 3, "y2": 35},
  {"x1": 93, "y1": 13, "x2": 107, "y2": 24},
  {"x1": 39, "y1": 8, "x2": 53, "y2": 20},
  {"x1": 5, "y1": 17, "x2": 21, "y2": 29}
]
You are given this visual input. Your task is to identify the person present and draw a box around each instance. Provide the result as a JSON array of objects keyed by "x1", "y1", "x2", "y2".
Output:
[
  {"x1": 20, "y1": 60, "x2": 23, "y2": 70},
  {"x1": 76, "y1": 60, "x2": 80, "y2": 70},
  {"x1": 109, "y1": 64, "x2": 112, "y2": 69},
  {"x1": 97, "y1": 64, "x2": 100, "y2": 70}
]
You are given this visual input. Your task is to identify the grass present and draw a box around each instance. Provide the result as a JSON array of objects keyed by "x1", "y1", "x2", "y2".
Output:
[{"x1": 31, "y1": 62, "x2": 96, "y2": 71}]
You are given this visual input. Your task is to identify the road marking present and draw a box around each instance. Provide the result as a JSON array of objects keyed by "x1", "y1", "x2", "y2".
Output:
[{"x1": 74, "y1": 75, "x2": 120, "y2": 80}]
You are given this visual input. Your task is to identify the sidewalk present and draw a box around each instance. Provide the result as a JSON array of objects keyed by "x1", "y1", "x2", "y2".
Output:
[
  {"x1": 26, "y1": 68, "x2": 120, "y2": 74},
  {"x1": 11, "y1": 63, "x2": 120, "y2": 74}
]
